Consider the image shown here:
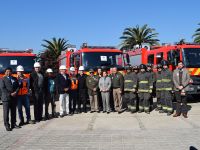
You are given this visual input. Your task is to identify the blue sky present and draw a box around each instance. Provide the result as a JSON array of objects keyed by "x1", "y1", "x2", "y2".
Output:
[{"x1": 0, "y1": 0, "x2": 200, "y2": 53}]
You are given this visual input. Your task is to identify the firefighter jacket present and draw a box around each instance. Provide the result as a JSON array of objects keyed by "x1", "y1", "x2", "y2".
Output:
[
  {"x1": 18, "y1": 75, "x2": 29, "y2": 96},
  {"x1": 110, "y1": 72, "x2": 124, "y2": 91},
  {"x1": 146, "y1": 70, "x2": 156, "y2": 89},
  {"x1": 155, "y1": 71, "x2": 163, "y2": 91},
  {"x1": 124, "y1": 72, "x2": 138, "y2": 92},
  {"x1": 86, "y1": 75, "x2": 99, "y2": 95},
  {"x1": 161, "y1": 69, "x2": 173, "y2": 91},
  {"x1": 137, "y1": 72, "x2": 152, "y2": 93}
]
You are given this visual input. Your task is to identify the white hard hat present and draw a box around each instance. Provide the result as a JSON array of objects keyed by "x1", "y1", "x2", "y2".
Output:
[
  {"x1": 34, "y1": 62, "x2": 41, "y2": 68},
  {"x1": 46, "y1": 68, "x2": 53, "y2": 73},
  {"x1": 16, "y1": 65, "x2": 24, "y2": 72},
  {"x1": 70, "y1": 67, "x2": 75, "y2": 71},
  {"x1": 59, "y1": 65, "x2": 66, "y2": 70},
  {"x1": 79, "y1": 66, "x2": 84, "y2": 71}
]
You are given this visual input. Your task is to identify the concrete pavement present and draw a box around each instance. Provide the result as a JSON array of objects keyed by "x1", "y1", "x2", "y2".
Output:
[{"x1": 0, "y1": 101, "x2": 200, "y2": 150}]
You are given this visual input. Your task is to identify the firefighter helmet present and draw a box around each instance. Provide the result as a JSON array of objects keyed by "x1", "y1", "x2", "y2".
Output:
[
  {"x1": 78, "y1": 66, "x2": 84, "y2": 71},
  {"x1": 139, "y1": 64, "x2": 147, "y2": 70},
  {"x1": 125, "y1": 65, "x2": 131, "y2": 70},
  {"x1": 70, "y1": 67, "x2": 75, "y2": 72},
  {"x1": 59, "y1": 65, "x2": 66, "y2": 70},
  {"x1": 34, "y1": 62, "x2": 41, "y2": 68},
  {"x1": 161, "y1": 60, "x2": 169, "y2": 66},
  {"x1": 16, "y1": 65, "x2": 24, "y2": 72},
  {"x1": 157, "y1": 64, "x2": 162, "y2": 69},
  {"x1": 147, "y1": 63, "x2": 153, "y2": 67},
  {"x1": 46, "y1": 68, "x2": 53, "y2": 73}
]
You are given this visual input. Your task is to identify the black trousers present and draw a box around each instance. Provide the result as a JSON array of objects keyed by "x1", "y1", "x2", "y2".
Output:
[
  {"x1": 69, "y1": 90, "x2": 78, "y2": 113},
  {"x1": 78, "y1": 89, "x2": 87, "y2": 111},
  {"x1": 45, "y1": 93, "x2": 56, "y2": 116},
  {"x1": 3, "y1": 98, "x2": 17, "y2": 127},
  {"x1": 33, "y1": 91, "x2": 44, "y2": 121},
  {"x1": 175, "y1": 91, "x2": 188, "y2": 114}
]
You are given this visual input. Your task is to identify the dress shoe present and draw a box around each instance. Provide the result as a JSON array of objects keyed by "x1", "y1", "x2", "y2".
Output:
[
  {"x1": 183, "y1": 113, "x2": 188, "y2": 118},
  {"x1": 27, "y1": 120, "x2": 36, "y2": 124},
  {"x1": 107, "y1": 111, "x2": 110, "y2": 114},
  {"x1": 167, "y1": 112, "x2": 172, "y2": 116},
  {"x1": 11, "y1": 124, "x2": 21, "y2": 129},
  {"x1": 19, "y1": 121, "x2": 24, "y2": 126},
  {"x1": 173, "y1": 113, "x2": 181, "y2": 117},
  {"x1": 60, "y1": 114, "x2": 64, "y2": 118},
  {"x1": 90, "y1": 111, "x2": 94, "y2": 113},
  {"x1": 5, "y1": 126, "x2": 12, "y2": 131}
]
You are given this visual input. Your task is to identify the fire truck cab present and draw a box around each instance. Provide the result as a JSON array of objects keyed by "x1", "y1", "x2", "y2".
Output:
[
  {"x1": 58, "y1": 44, "x2": 126, "y2": 74},
  {"x1": 0, "y1": 49, "x2": 36, "y2": 77},
  {"x1": 127, "y1": 43, "x2": 200, "y2": 95},
  {"x1": 0, "y1": 49, "x2": 36, "y2": 103}
]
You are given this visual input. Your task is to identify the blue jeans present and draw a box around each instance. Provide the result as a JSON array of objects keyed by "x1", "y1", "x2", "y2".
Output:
[{"x1": 17, "y1": 95, "x2": 31, "y2": 122}]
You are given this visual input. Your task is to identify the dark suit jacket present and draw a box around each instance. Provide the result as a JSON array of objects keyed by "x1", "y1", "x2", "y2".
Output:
[
  {"x1": 0, "y1": 76, "x2": 19, "y2": 102},
  {"x1": 30, "y1": 71, "x2": 44, "y2": 93},
  {"x1": 55, "y1": 73, "x2": 71, "y2": 94}
]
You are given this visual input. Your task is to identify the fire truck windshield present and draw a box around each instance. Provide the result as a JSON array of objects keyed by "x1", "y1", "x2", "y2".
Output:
[
  {"x1": 82, "y1": 52, "x2": 124, "y2": 69},
  {"x1": 183, "y1": 48, "x2": 200, "y2": 68},
  {"x1": 0, "y1": 56, "x2": 35, "y2": 73}
]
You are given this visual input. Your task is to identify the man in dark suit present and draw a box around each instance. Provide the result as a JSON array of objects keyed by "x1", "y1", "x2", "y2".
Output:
[
  {"x1": 0, "y1": 67, "x2": 20, "y2": 131},
  {"x1": 30, "y1": 62, "x2": 45, "y2": 122}
]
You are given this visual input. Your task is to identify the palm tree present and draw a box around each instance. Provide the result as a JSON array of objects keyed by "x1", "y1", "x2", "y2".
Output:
[
  {"x1": 120, "y1": 24, "x2": 159, "y2": 50},
  {"x1": 41, "y1": 37, "x2": 70, "y2": 71},
  {"x1": 193, "y1": 23, "x2": 200, "y2": 43},
  {"x1": 41, "y1": 37, "x2": 69, "y2": 59},
  {"x1": 178, "y1": 38, "x2": 186, "y2": 45}
]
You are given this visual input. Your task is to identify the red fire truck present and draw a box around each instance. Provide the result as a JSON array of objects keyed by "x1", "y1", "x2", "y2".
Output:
[
  {"x1": 58, "y1": 44, "x2": 126, "y2": 74},
  {"x1": 127, "y1": 43, "x2": 200, "y2": 94},
  {"x1": 0, "y1": 49, "x2": 36, "y2": 78},
  {"x1": 0, "y1": 49, "x2": 36, "y2": 103}
]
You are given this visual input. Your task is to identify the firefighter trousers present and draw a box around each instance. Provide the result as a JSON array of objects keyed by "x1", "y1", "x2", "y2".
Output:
[
  {"x1": 161, "y1": 90, "x2": 173, "y2": 113},
  {"x1": 124, "y1": 92, "x2": 137, "y2": 112},
  {"x1": 138, "y1": 92, "x2": 150, "y2": 112},
  {"x1": 156, "y1": 91, "x2": 162, "y2": 109}
]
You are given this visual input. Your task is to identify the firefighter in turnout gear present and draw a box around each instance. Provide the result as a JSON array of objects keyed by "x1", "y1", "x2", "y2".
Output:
[
  {"x1": 160, "y1": 60, "x2": 174, "y2": 116},
  {"x1": 137, "y1": 64, "x2": 152, "y2": 114},
  {"x1": 155, "y1": 64, "x2": 163, "y2": 111},
  {"x1": 146, "y1": 63, "x2": 156, "y2": 110},
  {"x1": 124, "y1": 66, "x2": 138, "y2": 113}
]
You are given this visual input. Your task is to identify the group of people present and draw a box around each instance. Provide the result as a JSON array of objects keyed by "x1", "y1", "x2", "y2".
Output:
[{"x1": 0, "y1": 60, "x2": 191, "y2": 131}]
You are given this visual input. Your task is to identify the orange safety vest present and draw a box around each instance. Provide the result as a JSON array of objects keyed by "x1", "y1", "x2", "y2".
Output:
[
  {"x1": 71, "y1": 79, "x2": 78, "y2": 90},
  {"x1": 18, "y1": 76, "x2": 29, "y2": 96}
]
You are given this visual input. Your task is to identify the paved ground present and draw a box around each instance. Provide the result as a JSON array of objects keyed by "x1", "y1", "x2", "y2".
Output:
[{"x1": 0, "y1": 100, "x2": 200, "y2": 150}]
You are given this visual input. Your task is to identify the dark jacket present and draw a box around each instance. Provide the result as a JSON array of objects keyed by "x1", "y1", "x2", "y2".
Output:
[
  {"x1": 30, "y1": 71, "x2": 45, "y2": 93},
  {"x1": 77, "y1": 74, "x2": 87, "y2": 90},
  {"x1": 0, "y1": 76, "x2": 19, "y2": 102},
  {"x1": 56, "y1": 73, "x2": 71, "y2": 94},
  {"x1": 44, "y1": 76, "x2": 56, "y2": 95}
]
